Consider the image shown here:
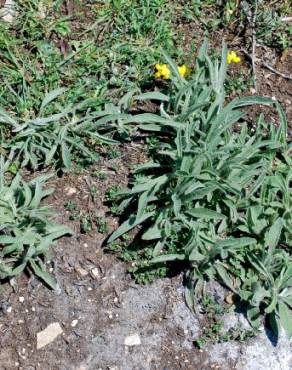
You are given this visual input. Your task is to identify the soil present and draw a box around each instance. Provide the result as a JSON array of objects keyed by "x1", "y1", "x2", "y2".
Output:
[
  {"x1": 0, "y1": 144, "x2": 224, "y2": 370},
  {"x1": 1, "y1": 144, "x2": 291, "y2": 370}
]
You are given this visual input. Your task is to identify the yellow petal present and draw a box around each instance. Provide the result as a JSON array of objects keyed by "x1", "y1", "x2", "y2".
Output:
[
  {"x1": 164, "y1": 72, "x2": 171, "y2": 79},
  {"x1": 227, "y1": 51, "x2": 241, "y2": 64},
  {"x1": 161, "y1": 65, "x2": 171, "y2": 79},
  {"x1": 178, "y1": 65, "x2": 187, "y2": 77}
]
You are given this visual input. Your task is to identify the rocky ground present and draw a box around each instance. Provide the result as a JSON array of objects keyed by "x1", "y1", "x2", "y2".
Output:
[{"x1": 1, "y1": 143, "x2": 291, "y2": 370}]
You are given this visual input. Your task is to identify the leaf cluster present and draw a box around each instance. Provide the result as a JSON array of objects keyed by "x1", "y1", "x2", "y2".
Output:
[
  {"x1": 0, "y1": 157, "x2": 72, "y2": 287},
  {"x1": 0, "y1": 88, "x2": 123, "y2": 170},
  {"x1": 108, "y1": 42, "x2": 292, "y2": 337}
]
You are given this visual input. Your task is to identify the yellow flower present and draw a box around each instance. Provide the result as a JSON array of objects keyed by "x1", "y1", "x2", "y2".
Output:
[
  {"x1": 154, "y1": 63, "x2": 190, "y2": 79},
  {"x1": 154, "y1": 63, "x2": 171, "y2": 79},
  {"x1": 227, "y1": 51, "x2": 241, "y2": 64},
  {"x1": 178, "y1": 64, "x2": 188, "y2": 77}
]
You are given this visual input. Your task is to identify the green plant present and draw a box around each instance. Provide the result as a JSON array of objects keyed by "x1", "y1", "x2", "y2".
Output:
[
  {"x1": 92, "y1": 0, "x2": 181, "y2": 85},
  {"x1": 64, "y1": 200, "x2": 78, "y2": 214},
  {"x1": 225, "y1": 72, "x2": 252, "y2": 95},
  {"x1": 107, "y1": 239, "x2": 169, "y2": 284},
  {"x1": 92, "y1": 170, "x2": 107, "y2": 180},
  {"x1": 0, "y1": 88, "x2": 120, "y2": 170},
  {"x1": 194, "y1": 295, "x2": 256, "y2": 348},
  {"x1": 96, "y1": 217, "x2": 108, "y2": 234},
  {"x1": 256, "y1": 7, "x2": 292, "y2": 51},
  {"x1": 80, "y1": 214, "x2": 93, "y2": 234},
  {"x1": 0, "y1": 157, "x2": 71, "y2": 288},
  {"x1": 107, "y1": 147, "x2": 121, "y2": 159},
  {"x1": 108, "y1": 42, "x2": 292, "y2": 337}
]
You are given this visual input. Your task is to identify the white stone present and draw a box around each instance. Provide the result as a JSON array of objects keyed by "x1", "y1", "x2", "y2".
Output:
[
  {"x1": 71, "y1": 319, "x2": 78, "y2": 328},
  {"x1": 65, "y1": 187, "x2": 77, "y2": 195},
  {"x1": 124, "y1": 333, "x2": 141, "y2": 346},
  {"x1": 91, "y1": 268, "x2": 100, "y2": 278},
  {"x1": 37, "y1": 323, "x2": 63, "y2": 349}
]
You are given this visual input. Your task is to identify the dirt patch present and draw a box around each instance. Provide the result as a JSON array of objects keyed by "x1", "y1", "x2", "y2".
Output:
[
  {"x1": 0, "y1": 143, "x2": 214, "y2": 370},
  {"x1": 1, "y1": 142, "x2": 291, "y2": 370}
]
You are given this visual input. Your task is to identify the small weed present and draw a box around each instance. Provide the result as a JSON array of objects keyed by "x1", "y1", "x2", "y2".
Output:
[
  {"x1": 64, "y1": 201, "x2": 80, "y2": 221},
  {"x1": 90, "y1": 186, "x2": 99, "y2": 201},
  {"x1": 64, "y1": 201, "x2": 78, "y2": 213},
  {"x1": 80, "y1": 214, "x2": 93, "y2": 234},
  {"x1": 194, "y1": 295, "x2": 257, "y2": 348},
  {"x1": 0, "y1": 157, "x2": 71, "y2": 288},
  {"x1": 105, "y1": 185, "x2": 124, "y2": 214},
  {"x1": 256, "y1": 7, "x2": 292, "y2": 51},
  {"x1": 96, "y1": 217, "x2": 108, "y2": 234},
  {"x1": 107, "y1": 240, "x2": 168, "y2": 284},
  {"x1": 225, "y1": 72, "x2": 253, "y2": 95},
  {"x1": 64, "y1": 203, "x2": 108, "y2": 234},
  {"x1": 107, "y1": 148, "x2": 122, "y2": 159},
  {"x1": 105, "y1": 185, "x2": 122, "y2": 202},
  {"x1": 92, "y1": 170, "x2": 107, "y2": 180}
]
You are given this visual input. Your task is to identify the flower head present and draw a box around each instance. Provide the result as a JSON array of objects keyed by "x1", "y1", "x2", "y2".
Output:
[
  {"x1": 154, "y1": 63, "x2": 171, "y2": 79},
  {"x1": 155, "y1": 63, "x2": 190, "y2": 79},
  {"x1": 178, "y1": 64, "x2": 188, "y2": 77},
  {"x1": 227, "y1": 51, "x2": 241, "y2": 64}
]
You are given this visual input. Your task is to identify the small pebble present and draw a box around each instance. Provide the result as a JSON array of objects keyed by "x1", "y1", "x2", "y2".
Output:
[
  {"x1": 75, "y1": 266, "x2": 88, "y2": 277},
  {"x1": 91, "y1": 268, "x2": 100, "y2": 278},
  {"x1": 71, "y1": 319, "x2": 78, "y2": 328},
  {"x1": 37, "y1": 322, "x2": 63, "y2": 349},
  {"x1": 65, "y1": 187, "x2": 77, "y2": 196},
  {"x1": 19, "y1": 297, "x2": 24, "y2": 303},
  {"x1": 124, "y1": 333, "x2": 141, "y2": 346}
]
